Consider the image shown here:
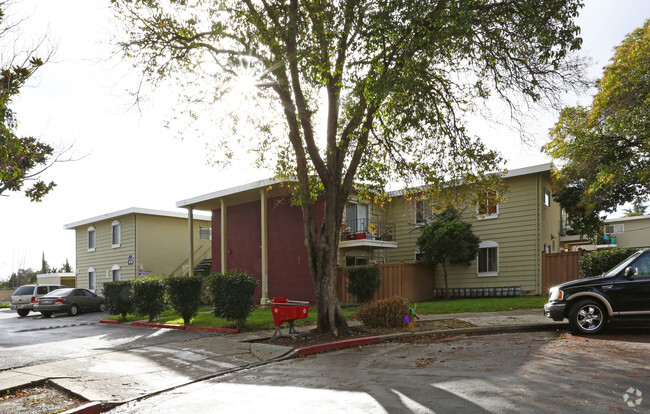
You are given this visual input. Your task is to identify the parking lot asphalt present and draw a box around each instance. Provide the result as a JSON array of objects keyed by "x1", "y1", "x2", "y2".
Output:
[{"x1": 0, "y1": 308, "x2": 566, "y2": 412}]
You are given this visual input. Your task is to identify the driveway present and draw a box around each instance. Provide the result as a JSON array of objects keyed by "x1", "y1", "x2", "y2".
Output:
[{"x1": 109, "y1": 329, "x2": 650, "y2": 413}]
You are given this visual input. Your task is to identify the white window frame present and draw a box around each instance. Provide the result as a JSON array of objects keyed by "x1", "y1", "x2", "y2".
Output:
[
  {"x1": 112, "y1": 220, "x2": 121, "y2": 248},
  {"x1": 477, "y1": 241, "x2": 499, "y2": 277},
  {"x1": 88, "y1": 226, "x2": 96, "y2": 252},
  {"x1": 199, "y1": 227, "x2": 212, "y2": 240},
  {"x1": 88, "y1": 267, "x2": 96, "y2": 291},
  {"x1": 415, "y1": 199, "x2": 434, "y2": 226},
  {"x1": 543, "y1": 187, "x2": 551, "y2": 207},
  {"x1": 111, "y1": 264, "x2": 121, "y2": 282},
  {"x1": 476, "y1": 191, "x2": 499, "y2": 220},
  {"x1": 605, "y1": 224, "x2": 624, "y2": 234}
]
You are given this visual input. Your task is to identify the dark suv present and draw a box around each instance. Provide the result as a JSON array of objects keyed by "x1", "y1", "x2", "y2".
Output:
[{"x1": 545, "y1": 248, "x2": 650, "y2": 334}]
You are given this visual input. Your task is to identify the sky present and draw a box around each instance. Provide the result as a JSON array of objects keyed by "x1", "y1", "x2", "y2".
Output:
[{"x1": 1, "y1": 1, "x2": 649, "y2": 278}]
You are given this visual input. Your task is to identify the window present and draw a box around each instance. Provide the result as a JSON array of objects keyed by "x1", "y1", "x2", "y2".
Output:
[
  {"x1": 345, "y1": 256, "x2": 369, "y2": 266},
  {"x1": 88, "y1": 267, "x2": 96, "y2": 291},
  {"x1": 477, "y1": 241, "x2": 499, "y2": 276},
  {"x1": 415, "y1": 199, "x2": 434, "y2": 225},
  {"x1": 605, "y1": 224, "x2": 624, "y2": 234},
  {"x1": 199, "y1": 227, "x2": 212, "y2": 240},
  {"x1": 88, "y1": 226, "x2": 96, "y2": 251},
  {"x1": 345, "y1": 202, "x2": 368, "y2": 232},
  {"x1": 477, "y1": 192, "x2": 499, "y2": 219},
  {"x1": 543, "y1": 187, "x2": 551, "y2": 207},
  {"x1": 111, "y1": 265, "x2": 121, "y2": 282},
  {"x1": 112, "y1": 221, "x2": 121, "y2": 248}
]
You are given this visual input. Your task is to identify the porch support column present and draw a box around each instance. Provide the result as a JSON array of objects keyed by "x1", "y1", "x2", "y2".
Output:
[
  {"x1": 188, "y1": 207, "x2": 195, "y2": 276},
  {"x1": 220, "y1": 199, "x2": 227, "y2": 273},
  {"x1": 260, "y1": 189, "x2": 269, "y2": 305}
]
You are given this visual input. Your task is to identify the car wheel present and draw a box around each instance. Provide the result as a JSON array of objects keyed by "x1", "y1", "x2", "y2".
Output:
[
  {"x1": 99, "y1": 303, "x2": 106, "y2": 312},
  {"x1": 41, "y1": 312, "x2": 53, "y2": 318},
  {"x1": 17, "y1": 309, "x2": 29, "y2": 317},
  {"x1": 69, "y1": 304, "x2": 79, "y2": 316},
  {"x1": 569, "y1": 299, "x2": 608, "y2": 334}
]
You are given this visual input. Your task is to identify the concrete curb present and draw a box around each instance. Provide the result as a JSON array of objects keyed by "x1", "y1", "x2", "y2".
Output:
[
  {"x1": 283, "y1": 322, "x2": 568, "y2": 358},
  {"x1": 62, "y1": 401, "x2": 105, "y2": 414}
]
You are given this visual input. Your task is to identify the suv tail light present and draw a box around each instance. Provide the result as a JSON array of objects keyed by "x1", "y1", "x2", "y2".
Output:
[{"x1": 31, "y1": 296, "x2": 37, "y2": 303}]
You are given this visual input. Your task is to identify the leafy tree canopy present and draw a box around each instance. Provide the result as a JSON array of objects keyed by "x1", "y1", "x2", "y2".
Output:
[
  {"x1": 0, "y1": 1, "x2": 60, "y2": 201},
  {"x1": 112, "y1": 0, "x2": 586, "y2": 335},
  {"x1": 545, "y1": 19, "x2": 650, "y2": 237}
]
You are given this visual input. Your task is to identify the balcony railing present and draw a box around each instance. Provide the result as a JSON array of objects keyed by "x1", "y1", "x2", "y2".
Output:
[{"x1": 341, "y1": 219, "x2": 395, "y2": 242}]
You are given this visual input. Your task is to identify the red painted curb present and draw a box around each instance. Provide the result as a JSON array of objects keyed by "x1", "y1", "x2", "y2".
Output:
[
  {"x1": 63, "y1": 401, "x2": 105, "y2": 414},
  {"x1": 99, "y1": 319, "x2": 119, "y2": 324},
  {"x1": 185, "y1": 326, "x2": 238, "y2": 333},
  {"x1": 294, "y1": 336, "x2": 381, "y2": 356},
  {"x1": 130, "y1": 321, "x2": 238, "y2": 333}
]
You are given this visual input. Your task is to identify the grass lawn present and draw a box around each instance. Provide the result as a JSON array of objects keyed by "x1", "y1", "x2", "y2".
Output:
[
  {"x1": 103, "y1": 295, "x2": 546, "y2": 331},
  {"x1": 0, "y1": 303, "x2": 9, "y2": 309}
]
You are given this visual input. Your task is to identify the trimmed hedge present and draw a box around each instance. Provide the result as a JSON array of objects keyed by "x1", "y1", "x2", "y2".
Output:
[
  {"x1": 132, "y1": 277, "x2": 166, "y2": 322},
  {"x1": 207, "y1": 271, "x2": 258, "y2": 331},
  {"x1": 346, "y1": 265, "x2": 381, "y2": 303},
  {"x1": 165, "y1": 275, "x2": 204, "y2": 325},
  {"x1": 356, "y1": 296, "x2": 410, "y2": 328},
  {"x1": 103, "y1": 281, "x2": 133, "y2": 320},
  {"x1": 580, "y1": 248, "x2": 639, "y2": 278}
]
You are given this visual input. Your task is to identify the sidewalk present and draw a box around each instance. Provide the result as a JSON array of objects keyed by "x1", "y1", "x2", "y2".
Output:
[{"x1": 0, "y1": 309, "x2": 566, "y2": 413}]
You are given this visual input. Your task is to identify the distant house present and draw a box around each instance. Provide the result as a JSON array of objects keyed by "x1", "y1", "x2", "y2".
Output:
[
  {"x1": 65, "y1": 208, "x2": 212, "y2": 293},
  {"x1": 37, "y1": 273, "x2": 76, "y2": 288},
  {"x1": 601, "y1": 215, "x2": 650, "y2": 248},
  {"x1": 177, "y1": 163, "x2": 563, "y2": 302}
]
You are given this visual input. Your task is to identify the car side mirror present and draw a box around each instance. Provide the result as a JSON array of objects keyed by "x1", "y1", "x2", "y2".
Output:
[{"x1": 624, "y1": 266, "x2": 635, "y2": 279}]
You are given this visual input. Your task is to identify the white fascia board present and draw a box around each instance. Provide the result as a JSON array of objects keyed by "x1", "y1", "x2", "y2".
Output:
[
  {"x1": 387, "y1": 162, "x2": 555, "y2": 197},
  {"x1": 175, "y1": 177, "x2": 286, "y2": 208},
  {"x1": 64, "y1": 207, "x2": 211, "y2": 230},
  {"x1": 605, "y1": 215, "x2": 650, "y2": 223}
]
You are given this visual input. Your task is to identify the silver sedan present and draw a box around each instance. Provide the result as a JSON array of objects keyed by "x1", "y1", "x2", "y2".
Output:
[{"x1": 34, "y1": 288, "x2": 106, "y2": 317}]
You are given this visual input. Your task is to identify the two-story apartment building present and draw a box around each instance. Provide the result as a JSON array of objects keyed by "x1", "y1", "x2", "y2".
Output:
[
  {"x1": 65, "y1": 208, "x2": 212, "y2": 293},
  {"x1": 176, "y1": 163, "x2": 562, "y2": 301}
]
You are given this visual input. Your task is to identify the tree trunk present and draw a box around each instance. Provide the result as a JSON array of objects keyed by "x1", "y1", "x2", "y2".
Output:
[
  {"x1": 301, "y1": 185, "x2": 350, "y2": 336},
  {"x1": 443, "y1": 259, "x2": 450, "y2": 300}
]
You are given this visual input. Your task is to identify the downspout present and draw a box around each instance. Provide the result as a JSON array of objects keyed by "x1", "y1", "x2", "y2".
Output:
[
  {"x1": 220, "y1": 199, "x2": 227, "y2": 273},
  {"x1": 188, "y1": 207, "x2": 195, "y2": 276},
  {"x1": 134, "y1": 214, "x2": 138, "y2": 279},
  {"x1": 536, "y1": 175, "x2": 541, "y2": 295},
  {"x1": 260, "y1": 189, "x2": 269, "y2": 305}
]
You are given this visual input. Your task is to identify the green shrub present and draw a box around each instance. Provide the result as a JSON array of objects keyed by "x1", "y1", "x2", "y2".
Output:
[
  {"x1": 165, "y1": 275, "x2": 204, "y2": 325},
  {"x1": 346, "y1": 265, "x2": 381, "y2": 303},
  {"x1": 580, "y1": 248, "x2": 639, "y2": 278},
  {"x1": 356, "y1": 296, "x2": 410, "y2": 328},
  {"x1": 132, "y1": 277, "x2": 167, "y2": 322},
  {"x1": 206, "y1": 271, "x2": 258, "y2": 331},
  {"x1": 102, "y1": 281, "x2": 133, "y2": 320}
]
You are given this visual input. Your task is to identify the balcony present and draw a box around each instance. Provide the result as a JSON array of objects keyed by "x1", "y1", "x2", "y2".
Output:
[{"x1": 339, "y1": 219, "x2": 397, "y2": 249}]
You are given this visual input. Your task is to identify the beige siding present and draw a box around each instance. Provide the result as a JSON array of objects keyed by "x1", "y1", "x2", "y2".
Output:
[
  {"x1": 74, "y1": 215, "x2": 136, "y2": 293},
  {"x1": 136, "y1": 215, "x2": 211, "y2": 277},
  {"x1": 604, "y1": 216, "x2": 650, "y2": 248},
  {"x1": 382, "y1": 172, "x2": 561, "y2": 295}
]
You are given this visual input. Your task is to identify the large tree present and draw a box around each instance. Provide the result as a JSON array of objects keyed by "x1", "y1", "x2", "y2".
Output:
[
  {"x1": 0, "y1": 1, "x2": 66, "y2": 201},
  {"x1": 545, "y1": 19, "x2": 650, "y2": 237},
  {"x1": 112, "y1": 0, "x2": 586, "y2": 335}
]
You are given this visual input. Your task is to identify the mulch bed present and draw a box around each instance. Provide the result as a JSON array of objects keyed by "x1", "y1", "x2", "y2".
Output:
[
  {"x1": 264, "y1": 319, "x2": 476, "y2": 348},
  {"x1": 1, "y1": 382, "x2": 85, "y2": 414}
]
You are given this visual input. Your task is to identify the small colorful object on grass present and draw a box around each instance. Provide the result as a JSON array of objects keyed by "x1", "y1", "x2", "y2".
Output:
[{"x1": 404, "y1": 303, "x2": 420, "y2": 330}]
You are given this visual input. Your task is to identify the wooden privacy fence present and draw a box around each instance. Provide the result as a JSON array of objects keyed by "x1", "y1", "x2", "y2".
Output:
[
  {"x1": 542, "y1": 250, "x2": 587, "y2": 293},
  {"x1": 337, "y1": 263, "x2": 435, "y2": 304}
]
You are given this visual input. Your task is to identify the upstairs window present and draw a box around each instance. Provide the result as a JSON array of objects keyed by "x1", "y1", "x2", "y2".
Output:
[
  {"x1": 345, "y1": 202, "x2": 368, "y2": 232},
  {"x1": 88, "y1": 226, "x2": 96, "y2": 252},
  {"x1": 477, "y1": 191, "x2": 499, "y2": 219},
  {"x1": 415, "y1": 199, "x2": 434, "y2": 225},
  {"x1": 605, "y1": 224, "x2": 624, "y2": 234},
  {"x1": 543, "y1": 187, "x2": 551, "y2": 207},
  {"x1": 199, "y1": 227, "x2": 212, "y2": 240},
  {"x1": 112, "y1": 221, "x2": 121, "y2": 248}
]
